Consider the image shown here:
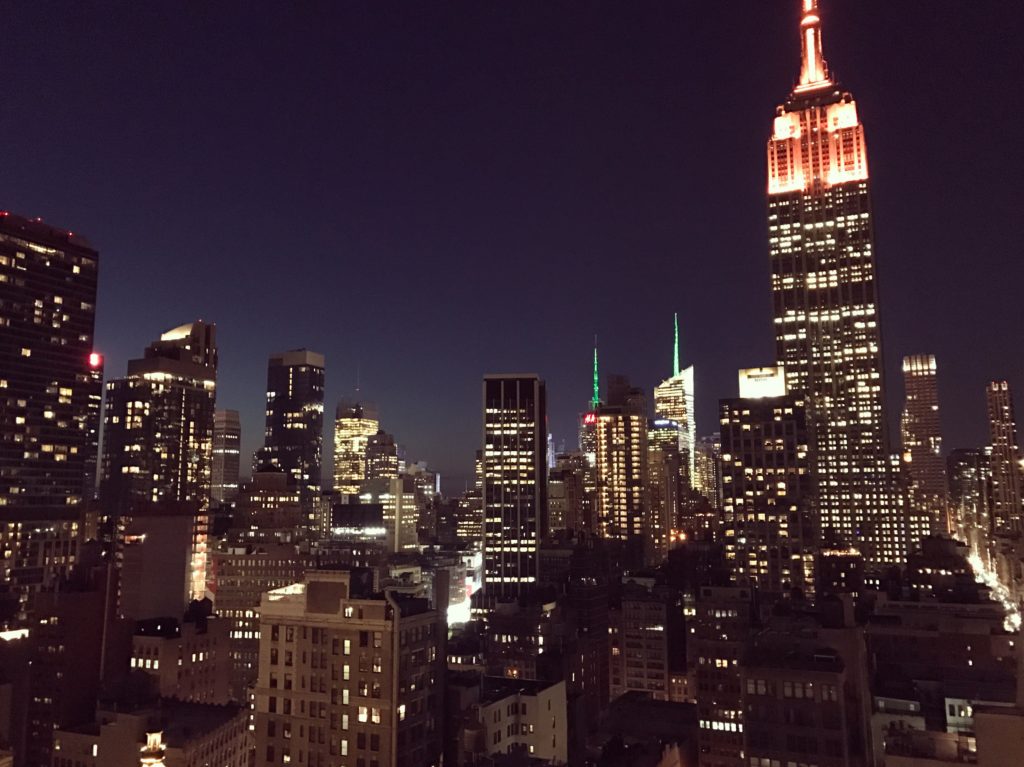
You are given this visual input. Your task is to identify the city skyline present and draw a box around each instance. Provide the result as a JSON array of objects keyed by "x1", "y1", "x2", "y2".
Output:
[{"x1": 2, "y1": 2, "x2": 1022, "y2": 486}]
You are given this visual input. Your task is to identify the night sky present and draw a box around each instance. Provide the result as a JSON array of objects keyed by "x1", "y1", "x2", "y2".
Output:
[{"x1": 3, "y1": 2, "x2": 1022, "y2": 490}]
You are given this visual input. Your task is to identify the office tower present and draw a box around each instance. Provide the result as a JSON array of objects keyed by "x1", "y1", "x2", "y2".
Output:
[
  {"x1": 653, "y1": 314, "x2": 696, "y2": 486},
  {"x1": 211, "y1": 409, "x2": 241, "y2": 504},
  {"x1": 365, "y1": 429, "x2": 401, "y2": 480},
  {"x1": 594, "y1": 375, "x2": 648, "y2": 562},
  {"x1": 767, "y1": 0, "x2": 902, "y2": 565},
  {"x1": 232, "y1": 467, "x2": 306, "y2": 542},
  {"x1": 101, "y1": 321, "x2": 217, "y2": 602},
  {"x1": 901, "y1": 355, "x2": 948, "y2": 542},
  {"x1": 694, "y1": 434, "x2": 723, "y2": 509},
  {"x1": 648, "y1": 418, "x2": 684, "y2": 561},
  {"x1": 0, "y1": 213, "x2": 102, "y2": 625},
  {"x1": 719, "y1": 367, "x2": 816, "y2": 597},
  {"x1": 986, "y1": 381, "x2": 1023, "y2": 535},
  {"x1": 359, "y1": 475, "x2": 420, "y2": 552},
  {"x1": 579, "y1": 342, "x2": 600, "y2": 465},
  {"x1": 258, "y1": 349, "x2": 325, "y2": 507},
  {"x1": 694, "y1": 586, "x2": 755, "y2": 767},
  {"x1": 333, "y1": 399, "x2": 379, "y2": 495},
  {"x1": 481, "y1": 375, "x2": 547, "y2": 601},
  {"x1": 948, "y1": 448, "x2": 992, "y2": 551},
  {"x1": 254, "y1": 570, "x2": 444, "y2": 767}
]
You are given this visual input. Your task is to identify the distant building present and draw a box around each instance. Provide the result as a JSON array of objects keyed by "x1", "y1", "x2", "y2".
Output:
[
  {"x1": 986, "y1": 381, "x2": 1023, "y2": 535},
  {"x1": 609, "y1": 579, "x2": 684, "y2": 702},
  {"x1": 212, "y1": 409, "x2": 241, "y2": 504},
  {"x1": 594, "y1": 375, "x2": 648, "y2": 565},
  {"x1": 258, "y1": 349, "x2": 325, "y2": 509},
  {"x1": 648, "y1": 419, "x2": 685, "y2": 562},
  {"x1": 694, "y1": 434, "x2": 723, "y2": 509},
  {"x1": 948, "y1": 447, "x2": 992, "y2": 559},
  {"x1": 901, "y1": 355, "x2": 948, "y2": 542},
  {"x1": 101, "y1": 321, "x2": 218, "y2": 602},
  {"x1": 254, "y1": 569, "x2": 444, "y2": 767},
  {"x1": 719, "y1": 367, "x2": 816, "y2": 597},
  {"x1": 366, "y1": 430, "x2": 402, "y2": 480},
  {"x1": 233, "y1": 467, "x2": 307, "y2": 542},
  {"x1": 481, "y1": 375, "x2": 547, "y2": 602},
  {"x1": 548, "y1": 453, "x2": 590, "y2": 534},
  {"x1": 0, "y1": 213, "x2": 102, "y2": 625},
  {"x1": 653, "y1": 313, "x2": 696, "y2": 486},
  {"x1": 359, "y1": 476, "x2": 420, "y2": 553},
  {"x1": 333, "y1": 400, "x2": 379, "y2": 495}
]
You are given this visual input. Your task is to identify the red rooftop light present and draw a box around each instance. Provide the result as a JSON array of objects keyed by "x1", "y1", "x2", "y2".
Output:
[{"x1": 89, "y1": 352, "x2": 102, "y2": 368}]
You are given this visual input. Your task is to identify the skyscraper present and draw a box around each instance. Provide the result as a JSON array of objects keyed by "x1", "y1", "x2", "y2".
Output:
[
  {"x1": 766, "y1": 0, "x2": 903, "y2": 565},
  {"x1": 901, "y1": 355, "x2": 947, "y2": 541},
  {"x1": 653, "y1": 313, "x2": 696, "y2": 486},
  {"x1": 211, "y1": 409, "x2": 241, "y2": 505},
  {"x1": 258, "y1": 349, "x2": 325, "y2": 508},
  {"x1": 101, "y1": 321, "x2": 217, "y2": 601},
  {"x1": 0, "y1": 213, "x2": 102, "y2": 623},
  {"x1": 481, "y1": 374, "x2": 547, "y2": 601},
  {"x1": 694, "y1": 434, "x2": 723, "y2": 509},
  {"x1": 594, "y1": 375, "x2": 648, "y2": 564},
  {"x1": 985, "y1": 381, "x2": 1022, "y2": 536},
  {"x1": 720, "y1": 366, "x2": 816, "y2": 597},
  {"x1": 332, "y1": 399, "x2": 379, "y2": 495},
  {"x1": 365, "y1": 429, "x2": 401, "y2": 480}
]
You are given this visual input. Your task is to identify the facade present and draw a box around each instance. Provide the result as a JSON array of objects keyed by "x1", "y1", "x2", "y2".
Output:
[
  {"x1": 359, "y1": 475, "x2": 420, "y2": 553},
  {"x1": 481, "y1": 375, "x2": 547, "y2": 601},
  {"x1": 366, "y1": 430, "x2": 401, "y2": 480},
  {"x1": 101, "y1": 321, "x2": 217, "y2": 601},
  {"x1": 233, "y1": 468, "x2": 307, "y2": 542},
  {"x1": 254, "y1": 570, "x2": 444, "y2": 767},
  {"x1": 694, "y1": 586, "x2": 755, "y2": 767},
  {"x1": 653, "y1": 314, "x2": 696, "y2": 486},
  {"x1": 131, "y1": 607, "x2": 232, "y2": 704},
  {"x1": 766, "y1": 0, "x2": 902, "y2": 566},
  {"x1": 695, "y1": 434, "x2": 723, "y2": 509},
  {"x1": 120, "y1": 511, "x2": 196, "y2": 620},
  {"x1": 594, "y1": 375, "x2": 648, "y2": 558},
  {"x1": 547, "y1": 453, "x2": 590, "y2": 533},
  {"x1": 609, "y1": 581, "x2": 683, "y2": 702},
  {"x1": 333, "y1": 400, "x2": 379, "y2": 495},
  {"x1": 901, "y1": 355, "x2": 947, "y2": 542},
  {"x1": 258, "y1": 349, "x2": 325, "y2": 508},
  {"x1": 211, "y1": 409, "x2": 241, "y2": 505},
  {"x1": 719, "y1": 366, "x2": 816, "y2": 597},
  {"x1": 0, "y1": 213, "x2": 102, "y2": 625},
  {"x1": 648, "y1": 419, "x2": 684, "y2": 562},
  {"x1": 985, "y1": 381, "x2": 1022, "y2": 536}
]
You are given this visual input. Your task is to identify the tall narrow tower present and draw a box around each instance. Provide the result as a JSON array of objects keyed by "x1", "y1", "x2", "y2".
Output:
[
  {"x1": 901, "y1": 355, "x2": 947, "y2": 542},
  {"x1": 986, "y1": 381, "x2": 1023, "y2": 535},
  {"x1": 767, "y1": 0, "x2": 903, "y2": 565},
  {"x1": 653, "y1": 314, "x2": 696, "y2": 485}
]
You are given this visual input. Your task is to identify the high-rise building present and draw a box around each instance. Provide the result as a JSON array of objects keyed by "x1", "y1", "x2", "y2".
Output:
[
  {"x1": 254, "y1": 570, "x2": 444, "y2": 767},
  {"x1": 333, "y1": 399, "x2": 379, "y2": 495},
  {"x1": 258, "y1": 349, "x2": 325, "y2": 507},
  {"x1": 212, "y1": 409, "x2": 241, "y2": 504},
  {"x1": 594, "y1": 375, "x2": 648, "y2": 561},
  {"x1": 948, "y1": 448, "x2": 992, "y2": 552},
  {"x1": 720, "y1": 366, "x2": 816, "y2": 597},
  {"x1": 548, "y1": 453, "x2": 591, "y2": 534},
  {"x1": 653, "y1": 314, "x2": 696, "y2": 486},
  {"x1": 366, "y1": 429, "x2": 401, "y2": 480},
  {"x1": 766, "y1": 0, "x2": 903, "y2": 565},
  {"x1": 359, "y1": 475, "x2": 420, "y2": 553},
  {"x1": 901, "y1": 355, "x2": 948, "y2": 541},
  {"x1": 985, "y1": 381, "x2": 1023, "y2": 536},
  {"x1": 648, "y1": 418, "x2": 684, "y2": 562},
  {"x1": 694, "y1": 434, "x2": 723, "y2": 509},
  {"x1": 0, "y1": 213, "x2": 102, "y2": 625},
  {"x1": 481, "y1": 375, "x2": 547, "y2": 601},
  {"x1": 101, "y1": 321, "x2": 217, "y2": 601}
]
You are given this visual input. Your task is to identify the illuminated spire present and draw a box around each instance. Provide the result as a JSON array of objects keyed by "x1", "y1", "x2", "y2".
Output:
[
  {"x1": 673, "y1": 313, "x2": 680, "y2": 377},
  {"x1": 798, "y1": 0, "x2": 830, "y2": 90},
  {"x1": 591, "y1": 336, "x2": 600, "y2": 408}
]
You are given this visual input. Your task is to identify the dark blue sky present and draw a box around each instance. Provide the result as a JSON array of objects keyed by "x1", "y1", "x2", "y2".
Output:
[{"x1": 3, "y1": 2, "x2": 1022, "y2": 489}]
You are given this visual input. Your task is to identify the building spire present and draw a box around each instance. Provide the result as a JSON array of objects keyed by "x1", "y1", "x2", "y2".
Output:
[
  {"x1": 591, "y1": 335, "x2": 600, "y2": 409},
  {"x1": 798, "y1": 0, "x2": 830, "y2": 90},
  {"x1": 673, "y1": 313, "x2": 680, "y2": 377}
]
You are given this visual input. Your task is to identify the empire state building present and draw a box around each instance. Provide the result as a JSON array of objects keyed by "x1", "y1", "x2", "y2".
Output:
[{"x1": 766, "y1": 0, "x2": 905, "y2": 565}]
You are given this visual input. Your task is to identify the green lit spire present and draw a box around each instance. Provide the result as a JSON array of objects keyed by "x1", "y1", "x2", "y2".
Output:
[
  {"x1": 591, "y1": 336, "x2": 600, "y2": 408},
  {"x1": 673, "y1": 312, "x2": 680, "y2": 377}
]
